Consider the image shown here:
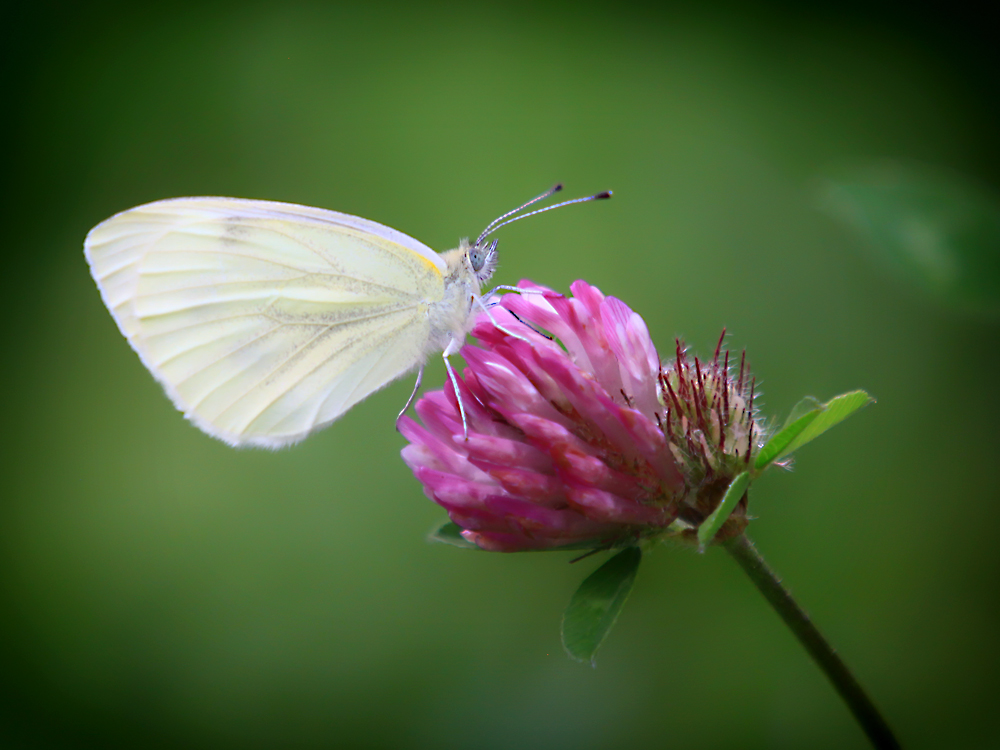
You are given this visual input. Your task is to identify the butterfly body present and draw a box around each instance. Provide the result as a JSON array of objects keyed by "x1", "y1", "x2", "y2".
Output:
[{"x1": 428, "y1": 242, "x2": 485, "y2": 346}]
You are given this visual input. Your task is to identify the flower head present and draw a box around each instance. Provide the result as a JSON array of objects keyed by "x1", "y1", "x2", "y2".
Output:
[{"x1": 399, "y1": 280, "x2": 765, "y2": 552}]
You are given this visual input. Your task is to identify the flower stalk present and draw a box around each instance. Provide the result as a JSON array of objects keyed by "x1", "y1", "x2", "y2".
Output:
[{"x1": 725, "y1": 534, "x2": 901, "y2": 750}]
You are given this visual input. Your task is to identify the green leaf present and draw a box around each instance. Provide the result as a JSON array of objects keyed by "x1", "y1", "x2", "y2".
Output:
[
  {"x1": 780, "y1": 390, "x2": 874, "y2": 458},
  {"x1": 783, "y1": 395, "x2": 822, "y2": 428},
  {"x1": 427, "y1": 520, "x2": 481, "y2": 550},
  {"x1": 818, "y1": 162, "x2": 1000, "y2": 318},
  {"x1": 697, "y1": 471, "x2": 751, "y2": 549},
  {"x1": 562, "y1": 547, "x2": 642, "y2": 665},
  {"x1": 755, "y1": 390, "x2": 875, "y2": 472},
  {"x1": 754, "y1": 408, "x2": 821, "y2": 471}
]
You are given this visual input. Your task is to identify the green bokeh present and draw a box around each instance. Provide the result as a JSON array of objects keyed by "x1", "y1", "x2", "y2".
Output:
[{"x1": 3, "y1": 3, "x2": 999, "y2": 748}]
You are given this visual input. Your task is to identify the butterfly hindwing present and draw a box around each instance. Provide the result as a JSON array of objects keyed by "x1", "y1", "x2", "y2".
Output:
[{"x1": 85, "y1": 197, "x2": 446, "y2": 447}]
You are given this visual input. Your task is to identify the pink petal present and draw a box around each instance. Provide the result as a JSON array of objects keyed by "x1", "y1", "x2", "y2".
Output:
[
  {"x1": 504, "y1": 412, "x2": 602, "y2": 458},
  {"x1": 530, "y1": 345, "x2": 642, "y2": 462},
  {"x1": 460, "y1": 433, "x2": 554, "y2": 474},
  {"x1": 414, "y1": 466, "x2": 503, "y2": 510},
  {"x1": 441, "y1": 366, "x2": 502, "y2": 437},
  {"x1": 493, "y1": 337, "x2": 575, "y2": 416},
  {"x1": 414, "y1": 391, "x2": 463, "y2": 441},
  {"x1": 610, "y1": 402, "x2": 686, "y2": 492},
  {"x1": 483, "y1": 496, "x2": 609, "y2": 538},
  {"x1": 556, "y1": 450, "x2": 646, "y2": 499},
  {"x1": 398, "y1": 416, "x2": 486, "y2": 481},
  {"x1": 569, "y1": 280, "x2": 605, "y2": 321},
  {"x1": 459, "y1": 371, "x2": 525, "y2": 441},
  {"x1": 600, "y1": 297, "x2": 661, "y2": 418},
  {"x1": 553, "y1": 281, "x2": 627, "y2": 394},
  {"x1": 463, "y1": 346, "x2": 574, "y2": 428},
  {"x1": 566, "y1": 485, "x2": 675, "y2": 526},
  {"x1": 470, "y1": 463, "x2": 567, "y2": 506}
]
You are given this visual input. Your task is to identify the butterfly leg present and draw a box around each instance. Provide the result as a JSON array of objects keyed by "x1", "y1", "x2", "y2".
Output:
[
  {"x1": 442, "y1": 338, "x2": 469, "y2": 440},
  {"x1": 474, "y1": 296, "x2": 536, "y2": 345},
  {"x1": 506, "y1": 310, "x2": 553, "y2": 340},
  {"x1": 478, "y1": 298, "x2": 552, "y2": 339},
  {"x1": 480, "y1": 284, "x2": 554, "y2": 304},
  {"x1": 479, "y1": 285, "x2": 559, "y2": 337},
  {"x1": 395, "y1": 365, "x2": 424, "y2": 428}
]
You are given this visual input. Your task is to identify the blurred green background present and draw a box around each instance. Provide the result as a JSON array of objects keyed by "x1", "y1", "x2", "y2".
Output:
[{"x1": 3, "y1": 2, "x2": 999, "y2": 748}]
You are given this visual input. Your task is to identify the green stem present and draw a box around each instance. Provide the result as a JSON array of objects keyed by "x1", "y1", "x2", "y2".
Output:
[{"x1": 724, "y1": 534, "x2": 900, "y2": 750}]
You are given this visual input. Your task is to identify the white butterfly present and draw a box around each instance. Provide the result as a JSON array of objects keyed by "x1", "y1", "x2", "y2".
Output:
[{"x1": 84, "y1": 185, "x2": 610, "y2": 448}]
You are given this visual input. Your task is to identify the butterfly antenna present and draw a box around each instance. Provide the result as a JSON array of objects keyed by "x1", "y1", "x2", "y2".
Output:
[
  {"x1": 475, "y1": 184, "x2": 564, "y2": 247},
  {"x1": 479, "y1": 189, "x2": 612, "y2": 241}
]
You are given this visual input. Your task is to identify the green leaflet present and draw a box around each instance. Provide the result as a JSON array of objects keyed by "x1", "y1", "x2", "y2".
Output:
[
  {"x1": 697, "y1": 471, "x2": 751, "y2": 550},
  {"x1": 755, "y1": 390, "x2": 874, "y2": 472},
  {"x1": 562, "y1": 547, "x2": 642, "y2": 665},
  {"x1": 754, "y1": 408, "x2": 821, "y2": 471},
  {"x1": 779, "y1": 390, "x2": 875, "y2": 459},
  {"x1": 427, "y1": 520, "x2": 481, "y2": 549},
  {"x1": 784, "y1": 395, "x2": 822, "y2": 427}
]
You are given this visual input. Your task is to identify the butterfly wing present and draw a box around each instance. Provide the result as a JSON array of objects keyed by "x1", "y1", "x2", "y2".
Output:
[{"x1": 85, "y1": 197, "x2": 447, "y2": 448}]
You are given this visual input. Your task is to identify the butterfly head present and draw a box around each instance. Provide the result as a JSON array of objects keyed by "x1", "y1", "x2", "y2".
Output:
[{"x1": 467, "y1": 238, "x2": 499, "y2": 284}]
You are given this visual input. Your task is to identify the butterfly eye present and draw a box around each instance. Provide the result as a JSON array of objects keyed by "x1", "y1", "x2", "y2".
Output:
[
  {"x1": 470, "y1": 239, "x2": 499, "y2": 283},
  {"x1": 469, "y1": 244, "x2": 486, "y2": 273}
]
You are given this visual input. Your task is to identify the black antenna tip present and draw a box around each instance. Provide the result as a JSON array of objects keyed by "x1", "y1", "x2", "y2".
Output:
[
  {"x1": 596, "y1": 190, "x2": 613, "y2": 199},
  {"x1": 553, "y1": 183, "x2": 564, "y2": 192}
]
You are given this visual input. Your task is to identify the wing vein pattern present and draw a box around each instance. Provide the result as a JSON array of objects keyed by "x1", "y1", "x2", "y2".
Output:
[{"x1": 84, "y1": 197, "x2": 447, "y2": 447}]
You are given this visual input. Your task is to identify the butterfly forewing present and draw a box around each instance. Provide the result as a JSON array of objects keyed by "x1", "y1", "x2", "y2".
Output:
[{"x1": 85, "y1": 197, "x2": 446, "y2": 447}]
